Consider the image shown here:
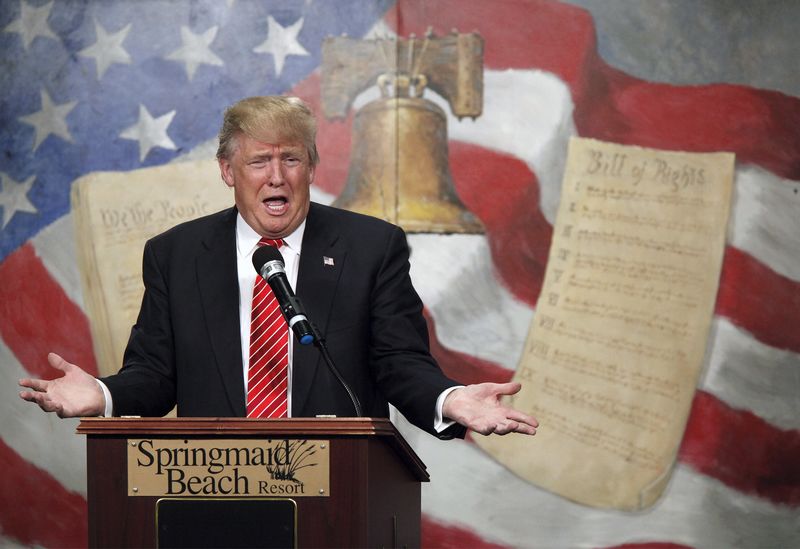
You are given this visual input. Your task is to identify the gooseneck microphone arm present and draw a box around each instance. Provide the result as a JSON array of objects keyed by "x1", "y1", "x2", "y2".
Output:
[
  {"x1": 252, "y1": 246, "x2": 362, "y2": 417},
  {"x1": 306, "y1": 323, "x2": 363, "y2": 418}
]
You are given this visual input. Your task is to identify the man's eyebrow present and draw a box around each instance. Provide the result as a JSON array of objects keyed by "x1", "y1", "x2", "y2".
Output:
[{"x1": 247, "y1": 152, "x2": 272, "y2": 161}]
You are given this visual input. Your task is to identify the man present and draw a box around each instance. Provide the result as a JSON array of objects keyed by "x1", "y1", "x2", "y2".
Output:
[{"x1": 19, "y1": 96, "x2": 538, "y2": 439}]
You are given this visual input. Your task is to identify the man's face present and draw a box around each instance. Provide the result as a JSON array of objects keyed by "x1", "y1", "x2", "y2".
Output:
[{"x1": 219, "y1": 132, "x2": 314, "y2": 239}]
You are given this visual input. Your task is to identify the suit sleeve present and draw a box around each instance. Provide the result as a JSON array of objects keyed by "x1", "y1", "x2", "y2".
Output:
[
  {"x1": 100, "y1": 239, "x2": 177, "y2": 417},
  {"x1": 368, "y1": 225, "x2": 467, "y2": 439}
]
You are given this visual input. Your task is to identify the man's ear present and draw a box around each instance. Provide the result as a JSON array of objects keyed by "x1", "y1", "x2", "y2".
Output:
[{"x1": 218, "y1": 157, "x2": 234, "y2": 188}]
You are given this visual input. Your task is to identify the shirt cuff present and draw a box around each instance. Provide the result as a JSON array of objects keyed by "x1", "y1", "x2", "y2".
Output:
[
  {"x1": 95, "y1": 379, "x2": 113, "y2": 417},
  {"x1": 434, "y1": 385, "x2": 463, "y2": 433}
]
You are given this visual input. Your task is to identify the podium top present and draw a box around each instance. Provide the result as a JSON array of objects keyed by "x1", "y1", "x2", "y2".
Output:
[{"x1": 77, "y1": 416, "x2": 429, "y2": 481}]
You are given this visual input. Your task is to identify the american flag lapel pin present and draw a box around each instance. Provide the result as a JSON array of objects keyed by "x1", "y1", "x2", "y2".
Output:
[{"x1": 323, "y1": 256, "x2": 335, "y2": 266}]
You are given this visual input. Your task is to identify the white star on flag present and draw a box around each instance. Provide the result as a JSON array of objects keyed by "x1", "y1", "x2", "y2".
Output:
[
  {"x1": 18, "y1": 90, "x2": 77, "y2": 151},
  {"x1": 119, "y1": 105, "x2": 177, "y2": 162},
  {"x1": 78, "y1": 20, "x2": 132, "y2": 80},
  {"x1": 166, "y1": 25, "x2": 224, "y2": 81},
  {"x1": 3, "y1": 0, "x2": 58, "y2": 50},
  {"x1": 253, "y1": 16, "x2": 310, "y2": 77},
  {"x1": 0, "y1": 173, "x2": 37, "y2": 229}
]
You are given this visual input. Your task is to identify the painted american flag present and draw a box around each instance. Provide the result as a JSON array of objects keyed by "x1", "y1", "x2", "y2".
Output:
[{"x1": 1, "y1": 1, "x2": 798, "y2": 547}]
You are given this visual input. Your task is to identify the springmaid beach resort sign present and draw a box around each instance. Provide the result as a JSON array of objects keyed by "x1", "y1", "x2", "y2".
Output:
[{"x1": 127, "y1": 439, "x2": 330, "y2": 497}]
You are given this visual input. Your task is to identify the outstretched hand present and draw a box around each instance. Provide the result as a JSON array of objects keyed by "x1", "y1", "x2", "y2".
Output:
[
  {"x1": 19, "y1": 353, "x2": 105, "y2": 418},
  {"x1": 443, "y1": 382, "x2": 538, "y2": 436}
]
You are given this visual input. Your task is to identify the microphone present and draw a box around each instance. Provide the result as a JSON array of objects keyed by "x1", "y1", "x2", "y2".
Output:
[
  {"x1": 252, "y1": 245, "x2": 315, "y2": 345},
  {"x1": 251, "y1": 244, "x2": 363, "y2": 417}
]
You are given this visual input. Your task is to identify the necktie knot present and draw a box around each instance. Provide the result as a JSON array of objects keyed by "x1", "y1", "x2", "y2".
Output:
[{"x1": 258, "y1": 237, "x2": 284, "y2": 249}]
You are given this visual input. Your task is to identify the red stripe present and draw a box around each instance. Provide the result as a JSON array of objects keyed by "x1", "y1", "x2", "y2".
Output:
[
  {"x1": 578, "y1": 65, "x2": 800, "y2": 180},
  {"x1": 680, "y1": 390, "x2": 800, "y2": 506},
  {"x1": 450, "y1": 142, "x2": 551, "y2": 307},
  {"x1": 0, "y1": 243, "x2": 98, "y2": 378},
  {"x1": 716, "y1": 246, "x2": 800, "y2": 353},
  {"x1": 422, "y1": 514, "x2": 511, "y2": 549},
  {"x1": 0, "y1": 438, "x2": 87, "y2": 547}
]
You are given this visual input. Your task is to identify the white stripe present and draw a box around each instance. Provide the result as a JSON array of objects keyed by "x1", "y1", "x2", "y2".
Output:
[
  {"x1": 363, "y1": 18, "x2": 397, "y2": 41},
  {"x1": 250, "y1": 328, "x2": 288, "y2": 363},
  {"x1": 0, "y1": 537, "x2": 31, "y2": 549},
  {"x1": 393, "y1": 415, "x2": 800, "y2": 548},
  {"x1": 729, "y1": 165, "x2": 800, "y2": 282},
  {"x1": 0, "y1": 340, "x2": 87, "y2": 496},
  {"x1": 408, "y1": 233, "x2": 533, "y2": 370},
  {"x1": 701, "y1": 317, "x2": 800, "y2": 430},
  {"x1": 250, "y1": 305, "x2": 283, "y2": 342},
  {"x1": 309, "y1": 185, "x2": 334, "y2": 205}
]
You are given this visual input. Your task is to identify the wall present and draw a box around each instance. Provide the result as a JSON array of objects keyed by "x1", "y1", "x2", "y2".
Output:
[{"x1": 1, "y1": 1, "x2": 797, "y2": 547}]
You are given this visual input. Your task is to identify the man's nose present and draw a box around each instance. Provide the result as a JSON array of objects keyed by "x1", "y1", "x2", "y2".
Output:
[{"x1": 267, "y1": 158, "x2": 284, "y2": 186}]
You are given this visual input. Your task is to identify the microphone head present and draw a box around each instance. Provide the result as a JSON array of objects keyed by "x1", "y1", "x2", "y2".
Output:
[{"x1": 252, "y1": 245, "x2": 284, "y2": 275}]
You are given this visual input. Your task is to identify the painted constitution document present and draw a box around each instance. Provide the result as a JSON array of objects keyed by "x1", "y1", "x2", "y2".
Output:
[
  {"x1": 72, "y1": 160, "x2": 233, "y2": 377},
  {"x1": 476, "y1": 137, "x2": 734, "y2": 510}
]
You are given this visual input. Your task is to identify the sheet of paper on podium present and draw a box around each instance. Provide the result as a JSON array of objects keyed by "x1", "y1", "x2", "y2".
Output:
[
  {"x1": 476, "y1": 137, "x2": 734, "y2": 510},
  {"x1": 72, "y1": 160, "x2": 233, "y2": 376}
]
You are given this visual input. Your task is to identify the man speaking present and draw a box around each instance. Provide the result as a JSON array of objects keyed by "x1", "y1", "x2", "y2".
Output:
[{"x1": 19, "y1": 95, "x2": 538, "y2": 440}]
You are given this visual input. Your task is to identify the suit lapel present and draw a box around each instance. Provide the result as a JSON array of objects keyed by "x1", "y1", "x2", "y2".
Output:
[
  {"x1": 196, "y1": 208, "x2": 247, "y2": 416},
  {"x1": 292, "y1": 203, "x2": 347, "y2": 415}
]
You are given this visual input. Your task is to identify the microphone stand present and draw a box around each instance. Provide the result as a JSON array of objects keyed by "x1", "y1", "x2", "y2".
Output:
[{"x1": 308, "y1": 323, "x2": 363, "y2": 418}]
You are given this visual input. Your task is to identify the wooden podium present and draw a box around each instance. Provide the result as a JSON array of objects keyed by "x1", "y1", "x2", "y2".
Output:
[{"x1": 77, "y1": 417, "x2": 428, "y2": 548}]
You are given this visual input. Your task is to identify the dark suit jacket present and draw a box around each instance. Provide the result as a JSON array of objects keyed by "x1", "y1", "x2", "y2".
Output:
[{"x1": 102, "y1": 202, "x2": 465, "y2": 439}]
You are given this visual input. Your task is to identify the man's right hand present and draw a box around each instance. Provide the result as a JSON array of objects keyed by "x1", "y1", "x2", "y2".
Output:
[{"x1": 19, "y1": 353, "x2": 105, "y2": 418}]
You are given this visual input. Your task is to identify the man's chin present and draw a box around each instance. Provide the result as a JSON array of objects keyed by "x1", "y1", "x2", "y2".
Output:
[{"x1": 256, "y1": 216, "x2": 297, "y2": 238}]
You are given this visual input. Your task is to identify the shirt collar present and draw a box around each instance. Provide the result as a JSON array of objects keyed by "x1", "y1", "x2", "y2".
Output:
[{"x1": 235, "y1": 212, "x2": 306, "y2": 257}]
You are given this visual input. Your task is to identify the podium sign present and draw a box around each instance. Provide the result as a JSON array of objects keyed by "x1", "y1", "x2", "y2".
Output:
[
  {"x1": 78, "y1": 417, "x2": 427, "y2": 548},
  {"x1": 127, "y1": 438, "x2": 330, "y2": 497}
]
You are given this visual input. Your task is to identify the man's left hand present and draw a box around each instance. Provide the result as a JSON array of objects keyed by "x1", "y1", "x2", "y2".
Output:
[{"x1": 443, "y1": 382, "x2": 538, "y2": 436}]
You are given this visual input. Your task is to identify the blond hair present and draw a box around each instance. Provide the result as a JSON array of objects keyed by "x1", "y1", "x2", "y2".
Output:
[{"x1": 216, "y1": 96, "x2": 319, "y2": 165}]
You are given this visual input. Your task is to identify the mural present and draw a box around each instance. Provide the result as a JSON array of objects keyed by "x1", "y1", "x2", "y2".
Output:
[{"x1": 1, "y1": 0, "x2": 798, "y2": 547}]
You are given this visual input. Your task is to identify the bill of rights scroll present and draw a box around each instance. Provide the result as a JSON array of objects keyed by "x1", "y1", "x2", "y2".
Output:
[{"x1": 476, "y1": 137, "x2": 734, "y2": 510}]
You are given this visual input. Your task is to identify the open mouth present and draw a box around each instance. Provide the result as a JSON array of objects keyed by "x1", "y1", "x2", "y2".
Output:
[{"x1": 263, "y1": 197, "x2": 288, "y2": 214}]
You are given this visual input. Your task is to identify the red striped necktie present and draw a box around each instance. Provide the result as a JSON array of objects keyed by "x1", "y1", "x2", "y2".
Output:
[{"x1": 246, "y1": 238, "x2": 289, "y2": 418}]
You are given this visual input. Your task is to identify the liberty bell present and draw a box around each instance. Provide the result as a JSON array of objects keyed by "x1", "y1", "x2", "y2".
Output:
[{"x1": 321, "y1": 31, "x2": 484, "y2": 233}]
